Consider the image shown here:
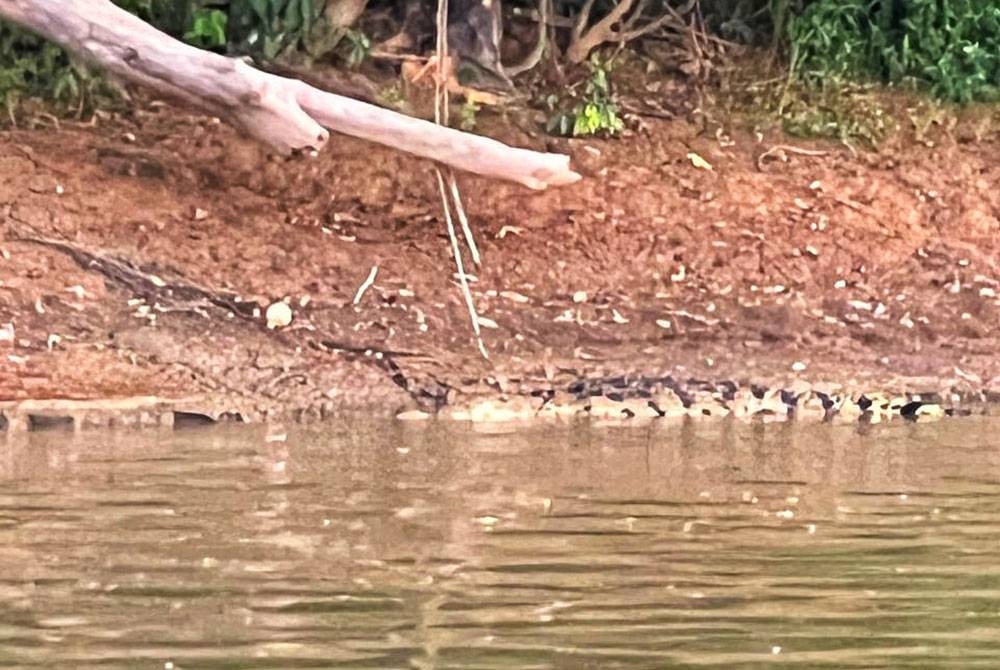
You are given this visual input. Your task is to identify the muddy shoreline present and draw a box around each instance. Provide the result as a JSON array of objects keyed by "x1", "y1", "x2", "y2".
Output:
[{"x1": 2, "y1": 89, "x2": 999, "y2": 427}]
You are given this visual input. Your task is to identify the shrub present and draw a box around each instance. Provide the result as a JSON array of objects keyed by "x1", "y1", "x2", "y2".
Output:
[{"x1": 789, "y1": 0, "x2": 1000, "y2": 103}]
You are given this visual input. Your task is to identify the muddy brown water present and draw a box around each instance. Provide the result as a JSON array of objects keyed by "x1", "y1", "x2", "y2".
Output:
[{"x1": 1, "y1": 418, "x2": 1000, "y2": 669}]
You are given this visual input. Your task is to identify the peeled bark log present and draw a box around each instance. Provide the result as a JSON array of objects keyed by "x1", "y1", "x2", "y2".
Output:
[{"x1": 0, "y1": 0, "x2": 580, "y2": 190}]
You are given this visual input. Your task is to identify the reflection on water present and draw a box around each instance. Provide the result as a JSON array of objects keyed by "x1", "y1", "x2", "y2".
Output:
[{"x1": 2, "y1": 417, "x2": 1000, "y2": 668}]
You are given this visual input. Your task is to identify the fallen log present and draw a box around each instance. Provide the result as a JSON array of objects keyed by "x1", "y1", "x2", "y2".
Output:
[{"x1": 0, "y1": 0, "x2": 581, "y2": 190}]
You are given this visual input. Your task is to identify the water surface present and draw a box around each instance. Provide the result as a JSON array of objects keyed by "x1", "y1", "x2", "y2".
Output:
[{"x1": 2, "y1": 417, "x2": 1000, "y2": 668}]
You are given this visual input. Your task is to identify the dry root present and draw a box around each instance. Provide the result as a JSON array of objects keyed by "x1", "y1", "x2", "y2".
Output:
[{"x1": 566, "y1": 0, "x2": 694, "y2": 64}]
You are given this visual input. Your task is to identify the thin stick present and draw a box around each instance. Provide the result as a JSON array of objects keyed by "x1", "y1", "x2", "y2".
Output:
[
  {"x1": 447, "y1": 172, "x2": 480, "y2": 266},
  {"x1": 353, "y1": 265, "x2": 379, "y2": 304},
  {"x1": 437, "y1": 169, "x2": 489, "y2": 359}
]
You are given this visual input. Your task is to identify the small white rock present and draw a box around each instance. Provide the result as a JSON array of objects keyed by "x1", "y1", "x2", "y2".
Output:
[
  {"x1": 500, "y1": 290, "x2": 528, "y2": 303},
  {"x1": 397, "y1": 409, "x2": 431, "y2": 421},
  {"x1": 572, "y1": 291, "x2": 588, "y2": 303},
  {"x1": 265, "y1": 301, "x2": 293, "y2": 329},
  {"x1": 792, "y1": 361, "x2": 807, "y2": 372}
]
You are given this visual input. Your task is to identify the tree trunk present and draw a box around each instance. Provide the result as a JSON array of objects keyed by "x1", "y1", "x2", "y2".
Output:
[{"x1": 0, "y1": 0, "x2": 580, "y2": 190}]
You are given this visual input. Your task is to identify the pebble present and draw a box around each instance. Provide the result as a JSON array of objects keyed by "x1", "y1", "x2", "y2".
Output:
[
  {"x1": 396, "y1": 409, "x2": 431, "y2": 421},
  {"x1": 265, "y1": 301, "x2": 293, "y2": 329}
]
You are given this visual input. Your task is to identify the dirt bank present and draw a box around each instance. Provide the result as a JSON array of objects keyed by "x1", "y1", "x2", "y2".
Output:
[{"x1": 2, "y1": 83, "x2": 1000, "y2": 424}]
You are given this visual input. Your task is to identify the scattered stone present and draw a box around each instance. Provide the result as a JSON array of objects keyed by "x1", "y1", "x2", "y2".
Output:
[
  {"x1": 477, "y1": 316, "x2": 499, "y2": 329},
  {"x1": 265, "y1": 301, "x2": 293, "y2": 329},
  {"x1": 396, "y1": 409, "x2": 431, "y2": 421}
]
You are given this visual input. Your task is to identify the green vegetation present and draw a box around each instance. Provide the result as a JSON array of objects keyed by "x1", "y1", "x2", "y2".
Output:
[
  {"x1": 3, "y1": 0, "x2": 1000, "y2": 142},
  {"x1": 788, "y1": 0, "x2": 1000, "y2": 103},
  {"x1": 459, "y1": 99, "x2": 480, "y2": 131},
  {"x1": 0, "y1": 0, "x2": 370, "y2": 120},
  {"x1": 778, "y1": 82, "x2": 894, "y2": 145},
  {"x1": 184, "y1": 8, "x2": 228, "y2": 48},
  {"x1": 546, "y1": 56, "x2": 624, "y2": 137},
  {"x1": 0, "y1": 25, "x2": 120, "y2": 121}
]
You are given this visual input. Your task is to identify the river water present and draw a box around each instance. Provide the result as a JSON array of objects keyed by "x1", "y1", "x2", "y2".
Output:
[{"x1": 1, "y1": 417, "x2": 999, "y2": 669}]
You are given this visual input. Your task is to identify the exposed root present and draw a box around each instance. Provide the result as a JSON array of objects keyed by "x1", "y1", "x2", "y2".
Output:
[
  {"x1": 566, "y1": 0, "x2": 694, "y2": 64},
  {"x1": 507, "y1": 0, "x2": 552, "y2": 77}
]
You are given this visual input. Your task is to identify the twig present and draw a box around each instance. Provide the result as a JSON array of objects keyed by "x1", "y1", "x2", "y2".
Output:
[
  {"x1": 353, "y1": 265, "x2": 379, "y2": 304},
  {"x1": 755, "y1": 144, "x2": 830, "y2": 171},
  {"x1": 512, "y1": 3, "x2": 574, "y2": 28},
  {"x1": 368, "y1": 51, "x2": 429, "y2": 62},
  {"x1": 447, "y1": 172, "x2": 480, "y2": 266},
  {"x1": 437, "y1": 169, "x2": 488, "y2": 359}
]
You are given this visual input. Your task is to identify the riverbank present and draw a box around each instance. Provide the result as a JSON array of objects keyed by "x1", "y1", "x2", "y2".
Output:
[{"x1": 2, "y1": 77, "x2": 999, "y2": 428}]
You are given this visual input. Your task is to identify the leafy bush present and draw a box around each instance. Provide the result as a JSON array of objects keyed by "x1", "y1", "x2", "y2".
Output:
[{"x1": 789, "y1": 0, "x2": 1000, "y2": 103}]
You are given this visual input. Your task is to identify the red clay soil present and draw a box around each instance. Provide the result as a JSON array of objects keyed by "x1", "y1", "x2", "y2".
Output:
[{"x1": 1, "y1": 87, "x2": 999, "y2": 420}]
